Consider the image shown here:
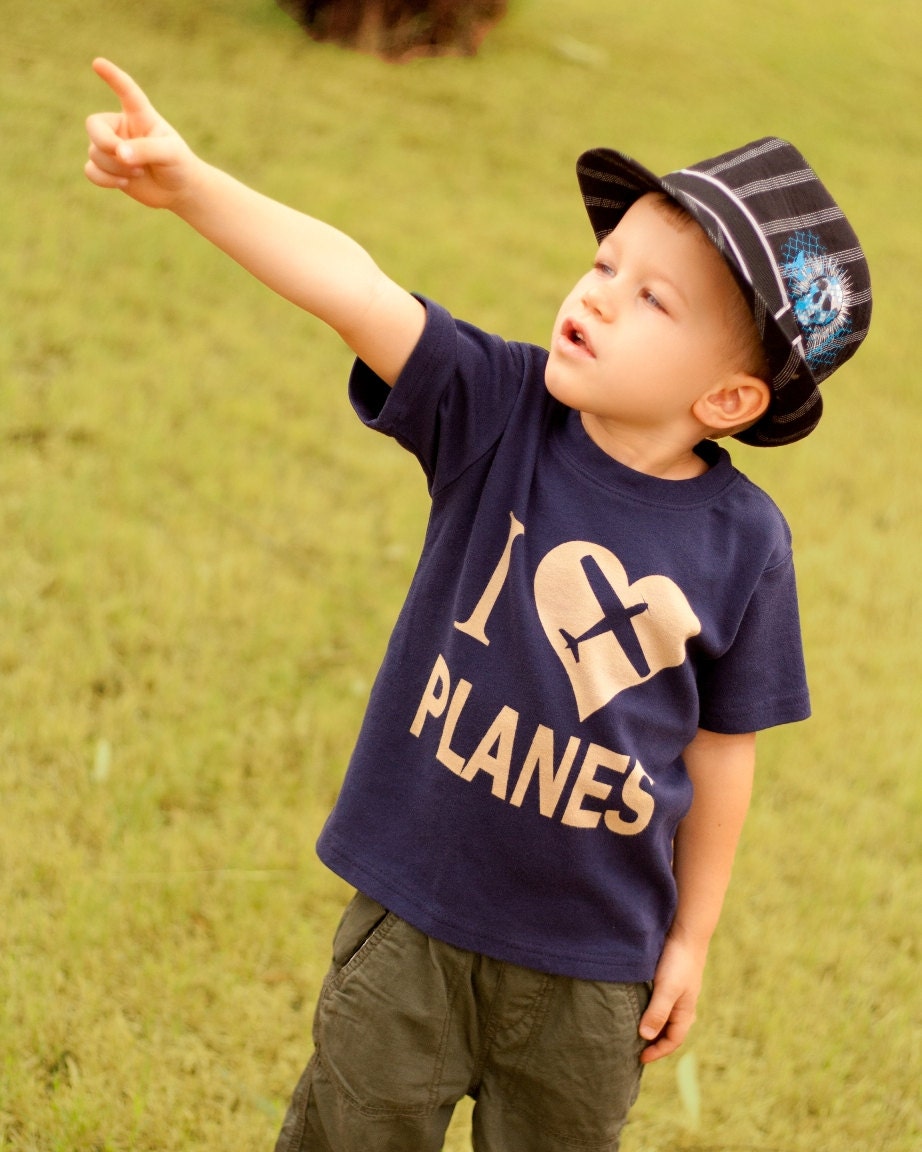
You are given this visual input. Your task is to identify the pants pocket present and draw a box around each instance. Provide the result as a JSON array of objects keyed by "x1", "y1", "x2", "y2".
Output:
[
  {"x1": 314, "y1": 903, "x2": 466, "y2": 1116},
  {"x1": 330, "y1": 891, "x2": 390, "y2": 970}
]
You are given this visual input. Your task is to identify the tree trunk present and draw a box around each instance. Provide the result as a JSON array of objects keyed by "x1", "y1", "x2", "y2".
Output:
[{"x1": 277, "y1": 0, "x2": 508, "y2": 60}]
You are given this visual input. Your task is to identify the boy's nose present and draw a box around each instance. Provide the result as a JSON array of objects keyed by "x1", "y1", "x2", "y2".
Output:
[{"x1": 581, "y1": 281, "x2": 615, "y2": 319}]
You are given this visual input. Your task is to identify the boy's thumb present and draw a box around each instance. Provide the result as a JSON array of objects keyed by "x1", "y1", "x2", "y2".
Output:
[
  {"x1": 639, "y1": 1017, "x2": 661, "y2": 1041},
  {"x1": 116, "y1": 135, "x2": 179, "y2": 172},
  {"x1": 639, "y1": 992, "x2": 671, "y2": 1040}
]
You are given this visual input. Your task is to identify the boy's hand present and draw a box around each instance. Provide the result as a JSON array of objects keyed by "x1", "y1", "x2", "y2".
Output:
[
  {"x1": 85, "y1": 58, "x2": 200, "y2": 210},
  {"x1": 83, "y1": 56, "x2": 426, "y2": 381},
  {"x1": 638, "y1": 929, "x2": 706, "y2": 1064}
]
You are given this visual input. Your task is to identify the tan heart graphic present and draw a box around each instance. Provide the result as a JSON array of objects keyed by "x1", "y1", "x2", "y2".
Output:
[{"x1": 535, "y1": 542, "x2": 701, "y2": 721}]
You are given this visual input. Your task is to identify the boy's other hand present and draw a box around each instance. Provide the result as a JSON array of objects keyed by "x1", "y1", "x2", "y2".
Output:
[
  {"x1": 85, "y1": 58, "x2": 199, "y2": 210},
  {"x1": 638, "y1": 930, "x2": 706, "y2": 1064}
]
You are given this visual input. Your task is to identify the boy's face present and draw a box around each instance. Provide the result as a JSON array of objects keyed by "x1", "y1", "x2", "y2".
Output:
[{"x1": 546, "y1": 193, "x2": 749, "y2": 454}]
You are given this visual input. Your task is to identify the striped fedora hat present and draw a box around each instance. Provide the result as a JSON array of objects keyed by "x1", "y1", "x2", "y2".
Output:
[{"x1": 576, "y1": 138, "x2": 872, "y2": 446}]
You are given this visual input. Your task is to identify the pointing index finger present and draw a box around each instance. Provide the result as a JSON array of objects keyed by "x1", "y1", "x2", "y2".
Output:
[{"x1": 91, "y1": 57, "x2": 157, "y2": 127}]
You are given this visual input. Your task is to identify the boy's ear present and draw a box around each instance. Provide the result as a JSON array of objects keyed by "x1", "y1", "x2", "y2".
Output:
[{"x1": 693, "y1": 373, "x2": 772, "y2": 432}]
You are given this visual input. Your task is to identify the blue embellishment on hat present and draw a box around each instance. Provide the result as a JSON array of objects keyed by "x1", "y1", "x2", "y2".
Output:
[{"x1": 780, "y1": 231, "x2": 853, "y2": 372}]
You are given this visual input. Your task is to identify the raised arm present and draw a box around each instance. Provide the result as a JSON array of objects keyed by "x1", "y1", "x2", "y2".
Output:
[
  {"x1": 84, "y1": 58, "x2": 425, "y2": 384},
  {"x1": 638, "y1": 727, "x2": 756, "y2": 1063}
]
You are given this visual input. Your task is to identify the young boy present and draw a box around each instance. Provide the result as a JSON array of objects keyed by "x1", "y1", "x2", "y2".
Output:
[{"x1": 85, "y1": 59, "x2": 871, "y2": 1151}]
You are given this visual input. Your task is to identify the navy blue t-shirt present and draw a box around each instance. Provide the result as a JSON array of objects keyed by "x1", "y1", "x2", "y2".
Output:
[{"x1": 316, "y1": 299, "x2": 810, "y2": 982}]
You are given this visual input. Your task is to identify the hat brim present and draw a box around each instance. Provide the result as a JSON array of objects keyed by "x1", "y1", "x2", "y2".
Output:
[{"x1": 576, "y1": 148, "x2": 823, "y2": 447}]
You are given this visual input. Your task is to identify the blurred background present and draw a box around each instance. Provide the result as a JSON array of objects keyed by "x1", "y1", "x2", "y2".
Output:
[{"x1": 1, "y1": 1, "x2": 919, "y2": 1148}]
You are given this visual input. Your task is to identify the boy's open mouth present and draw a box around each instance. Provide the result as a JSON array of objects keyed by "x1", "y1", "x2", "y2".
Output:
[{"x1": 562, "y1": 319, "x2": 593, "y2": 355}]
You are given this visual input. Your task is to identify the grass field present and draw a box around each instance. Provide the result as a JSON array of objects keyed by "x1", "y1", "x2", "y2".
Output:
[{"x1": 1, "y1": 1, "x2": 920, "y2": 1149}]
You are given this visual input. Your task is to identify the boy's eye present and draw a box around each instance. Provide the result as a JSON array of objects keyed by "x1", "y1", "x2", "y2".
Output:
[
  {"x1": 594, "y1": 261, "x2": 615, "y2": 278},
  {"x1": 641, "y1": 289, "x2": 665, "y2": 312}
]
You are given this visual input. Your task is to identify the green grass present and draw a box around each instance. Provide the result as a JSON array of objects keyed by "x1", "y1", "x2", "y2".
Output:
[{"x1": 1, "y1": 0, "x2": 920, "y2": 1148}]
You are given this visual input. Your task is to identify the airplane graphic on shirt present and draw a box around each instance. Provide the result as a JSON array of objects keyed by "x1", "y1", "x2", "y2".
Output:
[
  {"x1": 559, "y1": 554, "x2": 651, "y2": 677},
  {"x1": 534, "y1": 540, "x2": 702, "y2": 720}
]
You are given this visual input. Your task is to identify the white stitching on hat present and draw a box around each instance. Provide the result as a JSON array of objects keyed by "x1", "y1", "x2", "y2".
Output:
[
  {"x1": 762, "y1": 205, "x2": 844, "y2": 236},
  {"x1": 774, "y1": 343, "x2": 806, "y2": 389},
  {"x1": 775, "y1": 391, "x2": 820, "y2": 424},
  {"x1": 700, "y1": 137, "x2": 788, "y2": 178},
  {"x1": 732, "y1": 168, "x2": 815, "y2": 201}
]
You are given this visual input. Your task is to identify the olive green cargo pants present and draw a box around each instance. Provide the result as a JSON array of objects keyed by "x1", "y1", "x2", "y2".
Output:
[{"x1": 275, "y1": 893, "x2": 650, "y2": 1152}]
